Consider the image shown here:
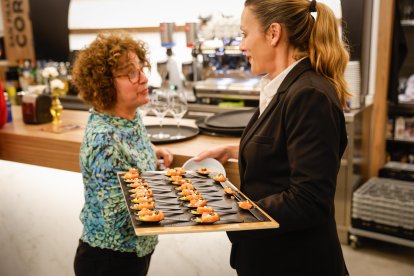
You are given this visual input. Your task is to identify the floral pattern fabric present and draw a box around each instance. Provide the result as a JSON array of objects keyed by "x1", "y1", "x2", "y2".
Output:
[{"x1": 79, "y1": 109, "x2": 158, "y2": 257}]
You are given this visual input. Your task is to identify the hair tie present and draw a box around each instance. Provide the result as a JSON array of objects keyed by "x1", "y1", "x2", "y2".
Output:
[{"x1": 309, "y1": 0, "x2": 317, "y2": 13}]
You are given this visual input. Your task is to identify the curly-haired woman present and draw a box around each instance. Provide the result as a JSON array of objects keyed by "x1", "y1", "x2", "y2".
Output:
[{"x1": 71, "y1": 32, "x2": 173, "y2": 276}]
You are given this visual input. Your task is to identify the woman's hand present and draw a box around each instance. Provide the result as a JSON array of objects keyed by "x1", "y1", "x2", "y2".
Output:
[
  {"x1": 152, "y1": 145, "x2": 173, "y2": 168},
  {"x1": 193, "y1": 144, "x2": 239, "y2": 164}
]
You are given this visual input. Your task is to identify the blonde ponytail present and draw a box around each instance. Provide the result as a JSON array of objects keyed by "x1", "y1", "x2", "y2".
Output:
[
  {"x1": 309, "y1": 2, "x2": 351, "y2": 108},
  {"x1": 245, "y1": 0, "x2": 351, "y2": 107}
]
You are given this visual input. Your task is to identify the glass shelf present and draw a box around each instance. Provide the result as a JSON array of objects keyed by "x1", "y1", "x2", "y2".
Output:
[{"x1": 401, "y1": 20, "x2": 414, "y2": 26}]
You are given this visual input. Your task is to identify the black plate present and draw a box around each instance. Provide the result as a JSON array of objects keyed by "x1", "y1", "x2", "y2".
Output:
[
  {"x1": 196, "y1": 118, "x2": 244, "y2": 137},
  {"x1": 146, "y1": 125, "x2": 199, "y2": 144},
  {"x1": 204, "y1": 109, "x2": 255, "y2": 129}
]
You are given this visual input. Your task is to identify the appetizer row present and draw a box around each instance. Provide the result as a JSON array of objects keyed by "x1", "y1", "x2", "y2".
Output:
[
  {"x1": 165, "y1": 167, "x2": 254, "y2": 216},
  {"x1": 165, "y1": 167, "x2": 221, "y2": 224},
  {"x1": 124, "y1": 168, "x2": 166, "y2": 222},
  {"x1": 122, "y1": 167, "x2": 253, "y2": 224}
]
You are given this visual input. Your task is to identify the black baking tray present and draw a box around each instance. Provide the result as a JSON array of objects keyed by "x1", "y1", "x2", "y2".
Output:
[
  {"x1": 117, "y1": 171, "x2": 278, "y2": 235},
  {"x1": 352, "y1": 218, "x2": 414, "y2": 241}
]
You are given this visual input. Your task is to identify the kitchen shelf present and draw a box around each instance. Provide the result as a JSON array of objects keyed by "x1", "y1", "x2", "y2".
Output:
[
  {"x1": 388, "y1": 102, "x2": 414, "y2": 116},
  {"x1": 387, "y1": 138, "x2": 414, "y2": 146}
]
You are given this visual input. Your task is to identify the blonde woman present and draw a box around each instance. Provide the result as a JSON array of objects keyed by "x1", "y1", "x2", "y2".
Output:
[{"x1": 194, "y1": 0, "x2": 350, "y2": 275}]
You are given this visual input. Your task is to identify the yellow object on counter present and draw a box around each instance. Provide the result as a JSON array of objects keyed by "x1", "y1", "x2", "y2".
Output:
[
  {"x1": 6, "y1": 84, "x2": 16, "y2": 105},
  {"x1": 218, "y1": 101, "x2": 244, "y2": 108}
]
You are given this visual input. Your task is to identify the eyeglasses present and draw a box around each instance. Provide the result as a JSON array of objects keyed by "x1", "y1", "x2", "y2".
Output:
[{"x1": 114, "y1": 66, "x2": 144, "y2": 84}]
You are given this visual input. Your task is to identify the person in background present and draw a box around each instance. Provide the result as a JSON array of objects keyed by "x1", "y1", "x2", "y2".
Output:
[
  {"x1": 71, "y1": 32, "x2": 173, "y2": 276},
  {"x1": 194, "y1": 0, "x2": 350, "y2": 275}
]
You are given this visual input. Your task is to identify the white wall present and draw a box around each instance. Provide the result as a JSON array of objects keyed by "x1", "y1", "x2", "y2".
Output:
[
  {"x1": 68, "y1": 0, "x2": 342, "y2": 65},
  {"x1": 68, "y1": 0, "x2": 245, "y2": 65},
  {"x1": 68, "y1": 0, "x2": 341, "y2": 29},
  {"x1": 68, "y1": 0, "x2": 245, "y2": 29}
]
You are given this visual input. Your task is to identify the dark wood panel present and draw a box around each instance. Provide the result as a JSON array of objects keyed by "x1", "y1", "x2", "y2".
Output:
[{"x1": 29, "y1": 0, "x2": 70, "y2": 61}]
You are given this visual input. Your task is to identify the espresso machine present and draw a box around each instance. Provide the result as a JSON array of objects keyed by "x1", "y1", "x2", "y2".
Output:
[
  {"x1": 184, "y1": 15, "x2": 261, "y2": 107},
  {"x1": 158, "y1": 22, "x2": 184, "y2": 91}
]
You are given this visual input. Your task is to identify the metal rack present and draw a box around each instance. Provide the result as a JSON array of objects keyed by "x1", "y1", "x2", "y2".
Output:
[
  {"x1": 349, "y1": 227, "x2": 414, "y2": 248},
  {"x1": 335, "y1": 106, "x2": 371, "y2": 244},
  {"x1": 349, "y1": 177, "x2": 414, "y2": 249}
]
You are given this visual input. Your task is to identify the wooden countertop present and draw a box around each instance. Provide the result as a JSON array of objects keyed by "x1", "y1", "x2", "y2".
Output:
[{"x1": 0, "y1": 106, "x2": 241, "y2": 185}]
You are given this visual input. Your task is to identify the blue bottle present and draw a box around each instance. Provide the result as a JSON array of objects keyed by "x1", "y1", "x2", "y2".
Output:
[{"x1": 4, "y1": 92, "x2": 12, "y2": 122}]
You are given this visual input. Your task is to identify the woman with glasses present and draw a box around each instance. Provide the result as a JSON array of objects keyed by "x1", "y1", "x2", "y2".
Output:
[
  {"x1": 194, "y1": 0, "x2": 349, "y2": 275},
  {"x1": 71, "y1": 32, "x2": 173, "y2": 276}
]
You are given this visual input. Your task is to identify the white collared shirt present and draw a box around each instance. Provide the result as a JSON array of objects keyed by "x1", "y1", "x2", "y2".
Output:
[{"x1": 259, "y1": 58, "x2": 305, "y2": 116}]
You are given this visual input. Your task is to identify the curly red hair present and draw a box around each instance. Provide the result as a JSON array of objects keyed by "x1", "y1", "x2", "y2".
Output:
[{"x1": 71, "y1": 32, "x2": 151, "y2": 111}]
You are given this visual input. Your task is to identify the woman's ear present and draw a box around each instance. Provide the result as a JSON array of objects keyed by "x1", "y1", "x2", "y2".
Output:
[{"x1": 268, "y1": 23, "x2": 281, "y2": 47}]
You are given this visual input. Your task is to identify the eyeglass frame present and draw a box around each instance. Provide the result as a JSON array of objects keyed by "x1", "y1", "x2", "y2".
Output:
[{"x1": 114, "y1": 65, "x2": 145, "y2": 84}]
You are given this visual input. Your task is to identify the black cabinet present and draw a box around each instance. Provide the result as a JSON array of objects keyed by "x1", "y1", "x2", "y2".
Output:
[
  {"x1": 386, "y1": 0, "x2": 414, "y2": 163},
  {"x1": 29, "y1": 0, "x2": 70, "y2": 61}
]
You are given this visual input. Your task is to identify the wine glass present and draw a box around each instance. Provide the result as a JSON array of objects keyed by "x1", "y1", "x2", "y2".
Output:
[
  {"x1": 151, "y1": 89, "x2": 171, "y2": 139},
  {"x1": 138, "y1": 100, "x2": 153, "y2": 138},
  {"x1": 169, "y1": 90, "x2": 188, "y2": 139},
  {"x1": 138, "y1": 101, "x2": 152, "y2": 118}
]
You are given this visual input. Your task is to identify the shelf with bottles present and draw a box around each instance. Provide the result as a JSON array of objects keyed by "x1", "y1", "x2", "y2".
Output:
[
  {"x1": 386, "y1": 108, "x2": 414, "y2": 162},
  {"x1": 387, "y1": 115, "x2": 414, "y2": 143},
  {"x1": 5, "y1": 60, "x2": 72, "y2": 95}
]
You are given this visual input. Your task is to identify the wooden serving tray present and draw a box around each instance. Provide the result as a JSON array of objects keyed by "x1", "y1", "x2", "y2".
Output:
[{"x1": 117, "y1": 171, "x2": 279, "y2": 236}]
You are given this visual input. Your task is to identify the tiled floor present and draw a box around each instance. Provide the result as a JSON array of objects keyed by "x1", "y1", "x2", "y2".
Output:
[
  {"x1": 147, "y1": 230, "x2": 414, "y2": 276},
  {"x1": 343, "y1": 237, "x2": 414, "y2": 276},
  {"x1": 1, "y1": 160, "x2": 413, "y2": 276}
]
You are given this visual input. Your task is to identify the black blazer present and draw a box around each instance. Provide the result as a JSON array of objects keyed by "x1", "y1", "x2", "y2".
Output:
[{"x1": 227, "y1": 59, "x2": 348, "y2": 276}]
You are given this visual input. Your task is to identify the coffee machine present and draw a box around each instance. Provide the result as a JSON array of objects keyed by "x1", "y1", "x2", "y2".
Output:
[
  {"x1": 157, "y1": 22, "x2": 184, "y2": 91},
  {"x1": 185, "y1": 15, "x2": 260, "y2": 107}
]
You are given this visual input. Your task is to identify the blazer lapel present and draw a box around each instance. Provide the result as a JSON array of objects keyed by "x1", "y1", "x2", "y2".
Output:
[
  {"x1": 240, "y1": 107, "x2": 259, "y2": 149},
  {"x1": 239, "y1": 58, "x2": 313, "y2": 153}
]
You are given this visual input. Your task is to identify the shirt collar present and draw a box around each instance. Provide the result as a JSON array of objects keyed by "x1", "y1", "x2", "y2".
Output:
[{"x1": 259, "y1": 57, "x2": 305, "y2": 115}]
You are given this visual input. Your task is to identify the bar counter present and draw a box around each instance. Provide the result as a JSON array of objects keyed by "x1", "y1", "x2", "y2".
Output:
[{"x1": 0, "y1": 106, "x2": 241, "y2": 185}]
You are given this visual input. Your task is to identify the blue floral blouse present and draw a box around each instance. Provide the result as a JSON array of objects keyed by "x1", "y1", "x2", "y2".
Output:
[{"x1": 79, "y1": 109, "x2": 158, "y2": 257}]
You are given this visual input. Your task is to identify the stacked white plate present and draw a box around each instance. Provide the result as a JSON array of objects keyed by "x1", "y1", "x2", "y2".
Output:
[
  {"x1": 345, "y1": 61, "x2": 362, "y2": 109},
  {"x1": 352, "y1": 177, "x2": 414, "y2": 230}
]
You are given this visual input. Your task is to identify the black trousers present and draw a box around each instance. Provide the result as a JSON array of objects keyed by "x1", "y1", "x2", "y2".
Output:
[{"x1": 74, "y1": 240, "x2": 153, "y2": 276}]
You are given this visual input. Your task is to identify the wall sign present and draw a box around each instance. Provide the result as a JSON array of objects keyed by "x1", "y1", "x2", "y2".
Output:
[{"x1": 1, "y1": 0, "x2": 35, "y2": 64}]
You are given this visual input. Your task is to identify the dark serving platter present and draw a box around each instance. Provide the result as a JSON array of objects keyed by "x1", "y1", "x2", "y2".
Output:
[
  {"x1": 117, "y1": 170, "x2": 279, "y2": 236},
  {"x1": 204, "y1": 109, "x2": 256, "y2": 129},
  {"x1": 196, "y1": 118, "x2": 244, "y2": 137},
  {"x1": 146, "y1": 125, "x2": 199, "y2": 144}
]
